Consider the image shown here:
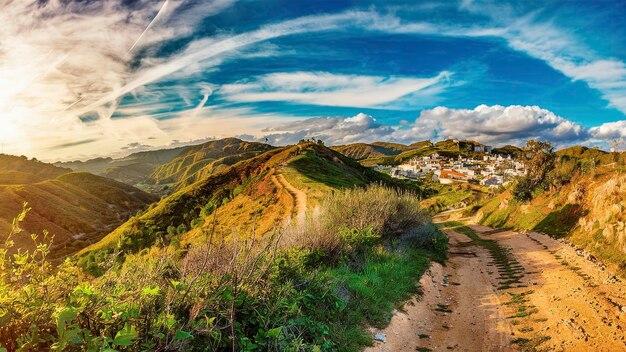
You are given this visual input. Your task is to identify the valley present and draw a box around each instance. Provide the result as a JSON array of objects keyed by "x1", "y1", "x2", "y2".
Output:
[{"x1": 1, "y1": 138, "x2": 625, "y2": 351}]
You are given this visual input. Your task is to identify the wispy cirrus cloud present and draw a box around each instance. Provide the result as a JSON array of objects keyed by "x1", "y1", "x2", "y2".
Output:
[
  {"x1": 219, "y1": 71, "x2": 452, "y2": 108},
  {"x1": 0, "y1": 0, "x2": 235, "y2": 160},
  {"x1": 457, "y1": 0, "x2": 626, "y2": 114}
]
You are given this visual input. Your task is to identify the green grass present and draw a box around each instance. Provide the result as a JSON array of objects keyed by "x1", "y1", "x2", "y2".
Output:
[
  {"x1": 512, "y1": 335, "x2": 551, "y2": 351},
  {"x1": 326, "y1": 248, "x2": 432, "y2": 342},
  {"x1": 287, "y1": 150, "x2": 369, "y2": 190},
  {"x1": 440, "y1": 223, "x2": 525, "y2": 290},
  {"x1": 533, "y1": 204, "x2": 586, "y2": 238}
]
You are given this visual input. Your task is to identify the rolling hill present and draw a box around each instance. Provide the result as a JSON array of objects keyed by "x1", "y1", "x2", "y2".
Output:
[
  {"x1": 56, "y1": 146, "x2": 189, "y2": 186},
  {"x1": 474, "y1": 151, "x2": 626, "y2": 274},
  {"x1": 331, "y1": 142, "x2": 409, "y2": 160},
  {"x1": 332, "y1": 139, "x2": 511, "y2": 167},
  {"x1": 146, "y1": 138, "x2": 274, "y2": 191},
  {"x1": 57, "y1": 138, "x2": 274, "y2": 195},
  {"x1": 81, "y1": 141, "x2": 418, "y2": 255},
  {"x1": 0, "y1": 155, "x2": 157, "y2": 258}
]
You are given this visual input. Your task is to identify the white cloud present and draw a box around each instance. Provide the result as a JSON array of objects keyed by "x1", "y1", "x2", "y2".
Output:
[
  {"x1": 260, "y1": 113, "x2": 395, "y2": 145},
  {"x1": 258, "y1": 105, "x2": 591, "y2": 148},
  {"x1": 589, "y1": 120, "x2": 626, "y2": 139},
  {"x1": 220, "y1": 71, "x2": 451, "y2": 108},
  {"x1": 74, "y1": 10, "x2": 387, "y2": 114},
  {"x1": 394, "y1": 105, "x2": 589, "y2": 146}
]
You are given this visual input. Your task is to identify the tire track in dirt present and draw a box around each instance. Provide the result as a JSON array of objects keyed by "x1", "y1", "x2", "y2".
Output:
[
  {"x1": 468, "y1": 224, "x2": 626, "y2": 352},
  {"x1": 366, "y1": 226, "x2": 515, "y2": 352},
  {"x1": 367, "y1": 219, "x2": 626, "y2": 352}
]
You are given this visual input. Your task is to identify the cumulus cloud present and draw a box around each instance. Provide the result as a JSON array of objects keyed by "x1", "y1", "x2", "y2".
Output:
[
  {"x1": 260, "y1": 113, "x2": 395, "y2": 145},
  {"x1": 220, "y1": 71, "x2": 452, "y2": 108},
  {"x1": 258, "y1": 105, "x2": 592, "y2": 148},
  {"x1": 589, "y1": 121, "x2": 626, "y2": 139},
  {"x1": 395, "y1": 105, "x2": 589, "y2": 146}
]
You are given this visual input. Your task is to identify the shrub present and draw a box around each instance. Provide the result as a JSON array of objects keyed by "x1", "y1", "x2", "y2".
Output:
[
  {"x1": 1, "y1": 185, "x2": 444, "y2": 352},
  {"x1": 285, "y1": 184, "x2": 430, "y2": 255}
]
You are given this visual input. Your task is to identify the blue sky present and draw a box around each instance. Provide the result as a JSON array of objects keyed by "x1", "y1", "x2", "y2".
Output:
[{"x1": 1, "y1": 0, "x2": 625, "y2": 160}]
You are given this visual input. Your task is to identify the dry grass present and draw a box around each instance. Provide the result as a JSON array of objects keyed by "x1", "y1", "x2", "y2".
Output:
[{"x1": 283, "y1": 184, "x2": 430, "y2": 253}]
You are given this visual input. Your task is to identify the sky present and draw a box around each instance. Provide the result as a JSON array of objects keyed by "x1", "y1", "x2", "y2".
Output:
[{"x1": 1, "y1": 0, "x2": 626, "y2": 161}]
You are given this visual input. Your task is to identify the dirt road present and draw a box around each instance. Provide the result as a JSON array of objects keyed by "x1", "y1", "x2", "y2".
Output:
[
  {"x1": 269, "y1": 169, "x2": 308, "y2": 225},
  {"x1": 366, "y1": 219, "x2": 626, "y2": 352},
  {"x1": 275, "y1": 173, "x2": 307, "y2": 224}
]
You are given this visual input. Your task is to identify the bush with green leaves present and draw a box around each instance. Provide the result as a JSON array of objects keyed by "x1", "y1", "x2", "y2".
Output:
[{"x1": 1, "y1": 185, "x2": 445, "y2": 351}]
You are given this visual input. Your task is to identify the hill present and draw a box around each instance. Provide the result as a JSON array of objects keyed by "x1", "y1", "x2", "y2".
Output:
[
  {"x1": 81, "y1": 142, "x2": 418, "y2": 255},
  {"x1": 56, "y1": 146, "x2": 188, "y2": 186},
  {"x1": 57, "y1": 138, "x2": 274, "y2": 194},
  {"x1": 146, "y1": 138, "x2": 274, "y2": 191},
  {"x1": 0, "y1": 154, "x2": 71, "y2": 179},
  {"x1": 474, "y1": 155, "x2": 626, "y2": 274},
  {"x1": 331, "y1": 142, "x2": 409, "y2": 160},
  {"x1": 0, "y1": 154, "x2": 157, "y2": 258},
  {"x1": 492, "y1": 144, "x2": 523, "y2": 157},
  {"x1": 332, "y1": 139, "x2": 511, "y2": 167}
]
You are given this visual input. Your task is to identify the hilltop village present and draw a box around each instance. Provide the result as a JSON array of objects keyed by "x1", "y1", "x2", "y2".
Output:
[{"x1": 381, "y1": 149, "x2": 525, "y2": 187}]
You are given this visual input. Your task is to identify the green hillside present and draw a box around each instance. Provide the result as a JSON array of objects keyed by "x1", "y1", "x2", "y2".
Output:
[
  {"x1": 56, "y1": 145, "x2": 189, "y2": 185},
  {"x1": 333, "y1": 139, "x2": 507, "y2": 167},
  {"x1": 147, "y1": 138, "x2": 274, "y2": 190},
  {"x1": 81, "y1": 142, "x2": 420, "y2": 255},
  {"x1": 57, "y1": 138, "x2": 274, "y2": 194},
  {"x1": 474, "y1": 151, "x2": 626, "y2": 275},
  {"x1": 331, "y1": 142, "x2": 408, "y2": 160},
  {"x1": 0, "y1": 156, "x2": 157, "y2": 258}
]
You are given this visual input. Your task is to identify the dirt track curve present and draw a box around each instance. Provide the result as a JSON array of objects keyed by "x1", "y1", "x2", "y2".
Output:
[
  {"x1": 270, "y1": 169, "x2": 308, "y2": 225},
  {"x1": 275, "y1": 173, "x2": 307, "y2": 224},
  {"x1": 366, "y1": 217, "x2": 626, "y2": 352}
]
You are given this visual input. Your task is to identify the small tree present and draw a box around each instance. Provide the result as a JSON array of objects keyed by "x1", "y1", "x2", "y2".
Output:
[{"x1": 513, "y1": 139, "x2": 556, "y2": 201}]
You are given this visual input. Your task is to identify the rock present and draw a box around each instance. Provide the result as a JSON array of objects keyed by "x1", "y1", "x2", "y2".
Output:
[{"x1": 374, "y1": 333, "x2": 387, "y2": 343}]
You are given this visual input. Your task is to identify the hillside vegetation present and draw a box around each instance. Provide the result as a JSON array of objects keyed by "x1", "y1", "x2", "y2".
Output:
[
  {"x1": 56, "y1": 145, "x2": 190, "y2": 185},
  {"x1": 147, "y1": 138, "x2": 274, "y2": 191},
  {"x1": 475, "y1": 147, "x2": 626, "y2": 274},
  {"x1": 80, "y1": 142, "x2": 421, "y2": 257},
  {"x1": 0, "y1": 170, "x2": 446, "y2": 351},
  {"x1": 0, "y1": 154, "x2": 71, "y2": 180},
  {"x1": 57, "y1": 138, "x2": 274, "y2": 196},
  {"x1": 333, "y1": 139, "x2": 507, "y2": 167},
  {"x1": 0, "y1": 155, "x2": 157, "y2": 258}
]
